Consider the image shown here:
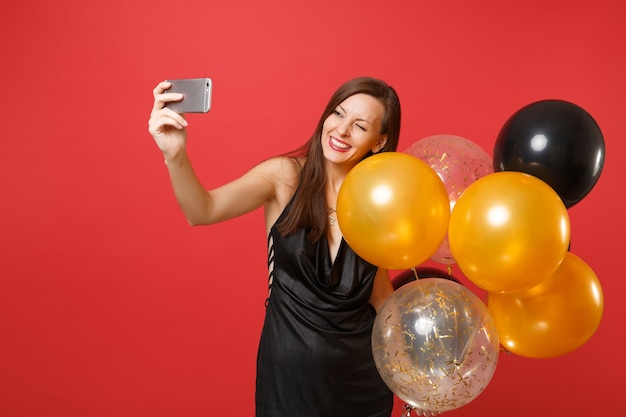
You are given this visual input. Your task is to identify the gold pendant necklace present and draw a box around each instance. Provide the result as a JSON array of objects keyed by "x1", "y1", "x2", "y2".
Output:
[{"x1": 327, "y1": 208, "x2": 337, "y2": 226}]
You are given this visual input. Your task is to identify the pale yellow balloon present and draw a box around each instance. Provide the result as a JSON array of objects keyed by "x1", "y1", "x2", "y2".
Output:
[
  {"x1": 448, "y1": 171, "x2": 570, "y2": 293},
  {"x1": 488, "y1": 252, "x2": 604, "y2": 358},
  {"x1": 337, "y1": 153, "x2": 450, "y2": 270}
]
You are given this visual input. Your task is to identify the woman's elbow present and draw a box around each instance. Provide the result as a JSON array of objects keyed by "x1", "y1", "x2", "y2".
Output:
[{"x1": 185, "y1": 214, "x2": 213, "y2": 227}]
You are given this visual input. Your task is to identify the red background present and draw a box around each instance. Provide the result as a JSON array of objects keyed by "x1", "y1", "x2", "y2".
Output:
[{"x1": 2, "y1": 1, "x2": 625, "y2": 416}]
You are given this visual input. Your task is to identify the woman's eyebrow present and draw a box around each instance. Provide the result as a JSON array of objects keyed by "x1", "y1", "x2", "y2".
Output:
[{"x1": 338, "y1": 104, "x2": 374, "y2": 126}]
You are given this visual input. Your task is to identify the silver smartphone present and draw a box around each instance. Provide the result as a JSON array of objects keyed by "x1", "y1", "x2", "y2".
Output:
[{"x1": 164, "y1": 78, "x2": 212, "y2": 113}]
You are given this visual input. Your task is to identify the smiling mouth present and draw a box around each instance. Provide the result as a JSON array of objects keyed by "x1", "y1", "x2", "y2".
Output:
[{"x1": 329, "y1": 137, "x2": 350, "y2": 151}]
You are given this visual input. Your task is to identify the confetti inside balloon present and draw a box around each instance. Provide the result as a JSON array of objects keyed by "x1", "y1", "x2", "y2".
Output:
[
  {"x1": 404, "y1": 135, "x2": 493, "y2": 264},
  {"x1": 372, "y1": 279, "x2": 499, "y2": 413}
]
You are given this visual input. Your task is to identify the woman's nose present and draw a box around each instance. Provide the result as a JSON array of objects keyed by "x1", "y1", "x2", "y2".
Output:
[{"x1": 337, "y1": 120, "x2": 350, "y2": 136}]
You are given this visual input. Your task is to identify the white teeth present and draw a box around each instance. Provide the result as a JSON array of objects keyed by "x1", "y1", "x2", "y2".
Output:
[{"x1": 330, "y1": 137, "x2": 350, "y2": 149}]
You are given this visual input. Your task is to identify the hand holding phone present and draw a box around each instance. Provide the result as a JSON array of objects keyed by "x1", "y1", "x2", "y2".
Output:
[{"x1": 164, "y1": 78, "x2": 212, "y2": 113}]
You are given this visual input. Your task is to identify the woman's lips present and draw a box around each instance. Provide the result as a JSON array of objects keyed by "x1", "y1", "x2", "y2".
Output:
[{"x1": 329, "y1": 137, "x2": 350, "y2": 152}]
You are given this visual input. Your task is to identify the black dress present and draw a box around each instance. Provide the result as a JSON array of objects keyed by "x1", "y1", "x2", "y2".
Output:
[{"x1": 255, "y1": 195, "x2": 393, "y2": 417}]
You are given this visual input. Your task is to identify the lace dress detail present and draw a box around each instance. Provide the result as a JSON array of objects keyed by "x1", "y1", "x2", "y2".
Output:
[{"x1": 266, "y1": 234, "x2": 275, "y2": 308}]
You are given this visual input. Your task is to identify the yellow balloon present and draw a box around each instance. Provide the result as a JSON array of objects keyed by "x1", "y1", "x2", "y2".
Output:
[
  {"x1": 487, "y1": 252, "x2": 604, "y2": 358},
  {"x1": 448, "y1": 171, "x2": 570, "y2": 293},
  {"x1": 337, "y1": 152, "x2": 449, "y2": 270}
]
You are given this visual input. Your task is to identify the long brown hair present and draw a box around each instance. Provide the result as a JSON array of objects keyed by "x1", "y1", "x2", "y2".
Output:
[{"x1": 277, "y1": 76, "x2": 402, "y2": 242}]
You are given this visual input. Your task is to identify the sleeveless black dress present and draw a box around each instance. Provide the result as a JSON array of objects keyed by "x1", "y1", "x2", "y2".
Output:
[{"x1": 255, "y1": 194, "x2": 393, "y2": 417}]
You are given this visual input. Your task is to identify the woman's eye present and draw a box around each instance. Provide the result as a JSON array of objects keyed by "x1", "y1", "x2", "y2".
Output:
[
  {"x1": 355, "y1": 123, "x2": 366, "y2": 131},
  {"x1": 333, "y1": 110, "x2": 343, "y2": 117}
]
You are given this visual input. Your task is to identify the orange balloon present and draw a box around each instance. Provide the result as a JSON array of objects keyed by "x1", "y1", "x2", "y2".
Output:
[
  {"x1": 337, "y1": 152, "x2": 449, "y2": 270},
  {"x1": 448, "y1": 171, "x2": 570, "y2": 293},
  {"x1": 487, "y1": 252, "x2": 604, "y2": 358}
]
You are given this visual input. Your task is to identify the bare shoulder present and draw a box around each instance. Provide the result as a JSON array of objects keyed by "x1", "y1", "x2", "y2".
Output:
[
  {"x1": 256, "y1": 156, "x2": 303, "y2": 231},
  {"x1": 253, "y1": 156, "x2": 302, "y2": 191},
  {"x1": 256, "y1": 155, "x2": 302, "y2": 175}
]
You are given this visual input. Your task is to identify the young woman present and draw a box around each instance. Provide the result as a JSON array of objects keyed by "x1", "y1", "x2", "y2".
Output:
[{"x1": 149, "y1": 76, "x2": 402, "y2": 417}]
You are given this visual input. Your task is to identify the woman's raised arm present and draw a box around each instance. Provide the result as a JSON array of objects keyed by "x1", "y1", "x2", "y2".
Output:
[{"x1": 148, "y1": 81, "x2": 285, "y2": 226}]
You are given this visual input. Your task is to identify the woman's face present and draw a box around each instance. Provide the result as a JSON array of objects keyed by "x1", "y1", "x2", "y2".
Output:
[{"x1": 321, "y1": 93, "x2": 388, "y2": 167}]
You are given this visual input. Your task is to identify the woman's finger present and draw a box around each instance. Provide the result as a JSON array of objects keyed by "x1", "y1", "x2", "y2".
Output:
[
  {"x1": 149, "y1": 110, "x2": 187, "y2": 134},
  {"x1": 151, "y1": 81, "x2": 184, "y2": 112},
  {"x1": 152, "y1": 80, "x2": 171, "y2": 97}
]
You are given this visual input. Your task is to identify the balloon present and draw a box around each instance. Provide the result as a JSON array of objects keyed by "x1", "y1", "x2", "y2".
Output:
[
  {"x1": 337, "y1": 152, "x2": 449, "y2": 270},
  {"x1": 392, "y1": 266, "x2": 461, "y2": 290},
  {"x1": 487, "y1": 252, "x2": 604, "y2": 358},
  {"x1": 405, "y1": 135, "x2": 493, "y2": 264},
  {"x1": 372, "y1": 279, "x2": 499, "y2": 413},
  {"x1": 493, "y1": 99, "x2": 605, "y2": 208},
  {"x1": 448, "y1": 171, "x2": 570, "y2": 293}
]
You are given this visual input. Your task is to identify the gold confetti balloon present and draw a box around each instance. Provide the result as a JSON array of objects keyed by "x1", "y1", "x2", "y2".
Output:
[
  {"x1": 404, "y1": 134, "x2": 493, "y2": 265},
  {"x1": 372, "y1": 279, "x2": 499, "y2": 413}
]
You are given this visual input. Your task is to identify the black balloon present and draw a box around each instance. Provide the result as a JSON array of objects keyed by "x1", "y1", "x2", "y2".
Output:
[
  {"x1": 493, "y1": 99, "x2": 605, "y2": 208},
  {"x1": 392, "y1": 266, "x2": 461, "y2": 290}
]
